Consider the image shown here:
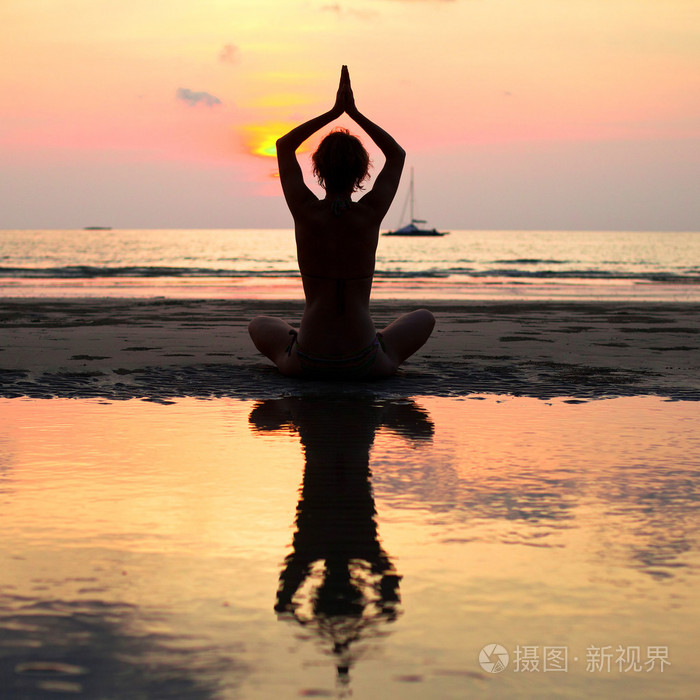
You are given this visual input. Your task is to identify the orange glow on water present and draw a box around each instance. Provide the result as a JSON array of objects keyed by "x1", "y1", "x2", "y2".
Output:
[{"x1": 1, "y1": 395, "x2": 699, "y2": 695}]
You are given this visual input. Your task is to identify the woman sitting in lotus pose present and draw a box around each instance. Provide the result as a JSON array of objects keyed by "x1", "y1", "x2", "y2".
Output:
[{"x1": 248, "y1": 66, "x2": 434, "y2": 379}]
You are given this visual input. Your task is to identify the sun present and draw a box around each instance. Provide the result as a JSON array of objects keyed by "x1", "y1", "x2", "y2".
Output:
[{"x1": 241, "y1": 122, "x2": 311, "y2": 159}]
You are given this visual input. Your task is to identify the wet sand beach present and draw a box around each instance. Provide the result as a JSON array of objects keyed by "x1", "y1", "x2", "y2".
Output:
[{"x1": 1, "y1": 298, "x2": 698, "y2": 401}]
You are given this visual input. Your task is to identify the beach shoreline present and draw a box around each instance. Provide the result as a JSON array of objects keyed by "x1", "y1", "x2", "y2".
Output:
[{"x1": 1, "y1": 297, "x2": 699, "y2": 402}]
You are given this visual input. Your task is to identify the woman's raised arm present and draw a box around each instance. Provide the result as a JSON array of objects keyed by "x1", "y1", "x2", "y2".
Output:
[
  {"x1": 275, "y1": 66, "x2": 405, "y2": 219},
  {"x1": 341, "y1": 69, "x2": 406, "y2": 219},
  {"x1": 275, "y1": 70, "x2": 348, "y2": 215},
  {"x1": 275, "y1": 111, "x2": 336, "y2": 215}
]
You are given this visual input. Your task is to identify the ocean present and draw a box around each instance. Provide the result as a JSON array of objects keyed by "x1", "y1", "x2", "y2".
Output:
[{"x1": 1, "y1": 228, "x2": 699, "y2": 301}]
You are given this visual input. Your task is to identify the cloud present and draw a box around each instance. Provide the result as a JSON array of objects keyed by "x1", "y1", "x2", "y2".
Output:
[
  {"x1": 219, "y1": 44, "x2": 239, "y2": 65},
  {"x1": 176, "y1": 88, "x2": 222, "y2": 107},
  {"x1": 252, "y1": 93, "x2": 314, "y2": 109}
]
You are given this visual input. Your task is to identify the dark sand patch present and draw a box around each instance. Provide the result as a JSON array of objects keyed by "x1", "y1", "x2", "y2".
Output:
[{"x1": 1, "y1": 299, "x2": 698, "y2": 402}]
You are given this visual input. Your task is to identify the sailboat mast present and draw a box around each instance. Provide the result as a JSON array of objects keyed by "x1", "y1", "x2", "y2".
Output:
[{"x1": 383, "y1": 166, "x2": 448, "y2": 236}]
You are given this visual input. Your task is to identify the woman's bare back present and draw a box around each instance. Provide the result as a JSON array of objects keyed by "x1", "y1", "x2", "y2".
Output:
[{"x1": 247, "y1": 66, "x2": 435, "y2": 378}]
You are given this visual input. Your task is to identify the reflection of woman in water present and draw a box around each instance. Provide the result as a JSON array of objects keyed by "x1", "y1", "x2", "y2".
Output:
[
  {"x1": 248, "y1": 66, "x2": 435, "y2": 379},
  {"x1": 249, "y1": 397, "x2": 434, "y2": 684}
]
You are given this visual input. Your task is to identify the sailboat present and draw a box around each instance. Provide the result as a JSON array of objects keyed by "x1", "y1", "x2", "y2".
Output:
[{"x1": 383, "y1": 168, "x2": 448, "y2": 236}]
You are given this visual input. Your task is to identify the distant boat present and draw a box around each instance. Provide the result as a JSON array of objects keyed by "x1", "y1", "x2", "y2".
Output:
[
  {"x1": 383, "y1": 168, "x2": 448, "y2": 237},
  {"x1": 83, "y1": 226, "x2": 112, "y2": 231}
]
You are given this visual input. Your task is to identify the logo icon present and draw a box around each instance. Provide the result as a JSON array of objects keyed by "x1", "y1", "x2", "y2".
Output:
[{"x1": 479, "y1": 644, "x2": 509, "y2": 673}]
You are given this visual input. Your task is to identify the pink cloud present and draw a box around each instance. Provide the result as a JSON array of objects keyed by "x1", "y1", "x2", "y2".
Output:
[{"x1": 219, "y1": 44, "x2": 239, "y2": 65}]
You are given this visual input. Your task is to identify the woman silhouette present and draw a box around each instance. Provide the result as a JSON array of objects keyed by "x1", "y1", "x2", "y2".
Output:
[{"x1": 248, "y1": 66, "x2": 435, "y2": 379}]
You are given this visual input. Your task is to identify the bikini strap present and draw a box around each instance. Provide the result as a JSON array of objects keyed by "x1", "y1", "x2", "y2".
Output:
[
  {"x1": 331, "y1": 197, "x2": 351, "y2": 216},
  {"x1": 286, "y1": 329, "x2": 298, "y2": 356},
  {"x1": 300, "y1": 271, "x2": 373, "y2": 282}
]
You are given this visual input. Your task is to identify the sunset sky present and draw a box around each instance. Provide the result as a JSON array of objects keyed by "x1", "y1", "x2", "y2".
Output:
[{"x1": 2, "y1": 0, "x2": 698, "y2": 230}]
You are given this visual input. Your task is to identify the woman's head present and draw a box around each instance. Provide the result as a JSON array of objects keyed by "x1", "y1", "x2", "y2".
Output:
[{"x1": 312, "y1": 128, "x2": 371, "y2": 195}]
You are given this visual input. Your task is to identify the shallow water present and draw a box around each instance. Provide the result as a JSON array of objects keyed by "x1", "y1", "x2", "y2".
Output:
[{"x1": 0, "y1": 396, "x2": 698, "y2": 698}]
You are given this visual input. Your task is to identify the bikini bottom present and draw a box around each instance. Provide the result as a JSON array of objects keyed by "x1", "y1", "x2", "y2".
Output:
[{"x1": 286, "y1": 330, "x2": 385, "y2": 380}]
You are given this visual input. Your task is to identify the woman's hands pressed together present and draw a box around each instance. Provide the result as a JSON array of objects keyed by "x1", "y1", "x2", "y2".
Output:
[{"x1": 333, "y1": 65, "x2": 357, "y2": 118}]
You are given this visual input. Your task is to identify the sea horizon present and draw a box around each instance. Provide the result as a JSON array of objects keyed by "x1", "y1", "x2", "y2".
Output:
[{"x1": 2, "y1": 228, "x2": 699, "y2": 302}]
